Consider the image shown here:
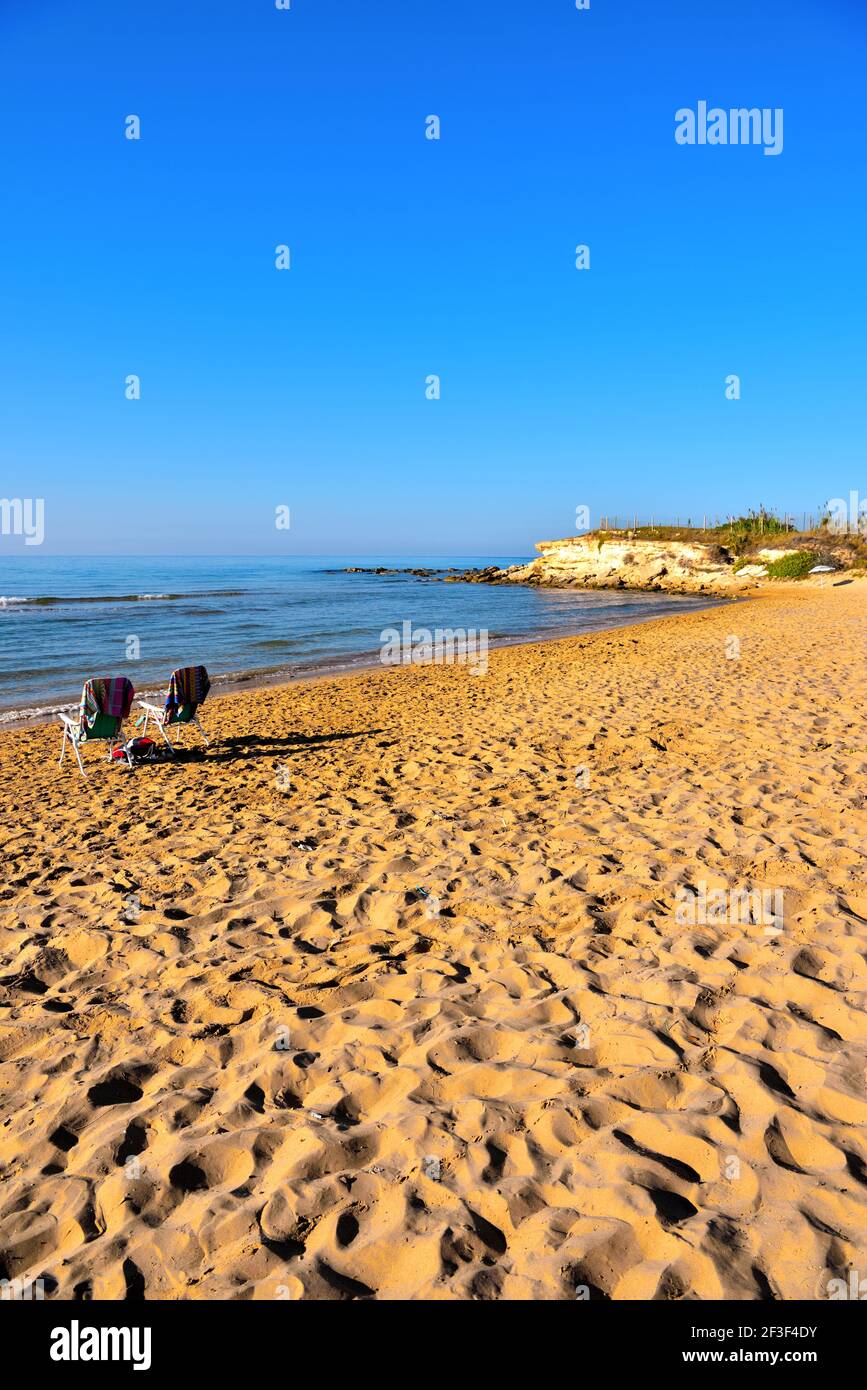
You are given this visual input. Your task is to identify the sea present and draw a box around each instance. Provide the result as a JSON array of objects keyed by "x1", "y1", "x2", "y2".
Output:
[{"x1": 0, "y1": 555, "x2": 720, "y2": 724}]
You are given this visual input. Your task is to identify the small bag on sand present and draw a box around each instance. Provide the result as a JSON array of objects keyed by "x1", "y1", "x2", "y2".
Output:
[{"x1": 111, "y1": 736, "x2": 159, "y2": 766}]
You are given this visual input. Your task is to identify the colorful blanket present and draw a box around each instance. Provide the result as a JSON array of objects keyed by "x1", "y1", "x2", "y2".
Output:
[
  {"x1": 164, "y1": 665, "x2": 210, "y2": 722},
  {"x1": 81, "y1": 676, "x2": 135, "y2": 730}
]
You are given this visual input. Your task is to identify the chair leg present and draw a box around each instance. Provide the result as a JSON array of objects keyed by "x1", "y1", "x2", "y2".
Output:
[
  {"x1": 59, "y1": 725, "x2": 67, "y2": 766},
  {"x1": 156, "y1": 719, "x2": 175, "y2": 753},
  {"x1": 72, "y1": 736, "x2": 86, "y2": 777},
  {"x1": 193, "y1": 716, "x2": 209, "y2": 747}
]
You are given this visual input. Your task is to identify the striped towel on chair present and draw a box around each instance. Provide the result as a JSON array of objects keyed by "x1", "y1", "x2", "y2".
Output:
[
  {"x1": 81, "y1": 677, "x2": 135, "y2": 730},
  {"x1": 164, "y1": 665, "x2": 211, "y2": 722}
]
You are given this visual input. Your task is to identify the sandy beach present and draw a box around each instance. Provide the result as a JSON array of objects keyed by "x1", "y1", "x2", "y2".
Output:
[{"x1": 2, "y1": 580, "x2": 866, "y2": 1302}]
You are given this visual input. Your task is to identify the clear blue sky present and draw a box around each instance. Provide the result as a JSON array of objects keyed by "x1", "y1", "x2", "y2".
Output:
[{"x1": 1, "y1": 0, "x2": 865, "y2": 555}]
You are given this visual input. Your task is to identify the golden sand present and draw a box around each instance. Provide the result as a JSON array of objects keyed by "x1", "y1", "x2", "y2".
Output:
[{"x1": 1, "y1": 581, "x2": 866, "y2": 1301}]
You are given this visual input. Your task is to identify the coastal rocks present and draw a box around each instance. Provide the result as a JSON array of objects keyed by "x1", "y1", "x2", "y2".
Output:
[
  {"x1": 450, "y1": 537, "x2": 767, "y2": 595},
  {"x1": 455, "y1": 537, "x2": 744, "y2": 595},
  {"x1": 447, "y1": 564, "x2": 530, "y2": 586},
  {"x1": 533, "y1": 537, "x2": 743, "y2": 593},
  {"x1": 345, "y1": 537, "x2": 856, "y2": 597},
  {"x1": 338, "y1": 566, "x2": 457, "y2": 578}
]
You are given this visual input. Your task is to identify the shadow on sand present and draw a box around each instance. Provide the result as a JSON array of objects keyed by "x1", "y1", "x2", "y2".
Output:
[{"x1": 150, "y1": 728, "x2": 389, "y2": 767}]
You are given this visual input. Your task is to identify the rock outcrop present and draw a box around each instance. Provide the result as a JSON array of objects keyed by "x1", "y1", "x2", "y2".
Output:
[{"x1": 451, "y1": 535, "x2": 808, "y2": 595}]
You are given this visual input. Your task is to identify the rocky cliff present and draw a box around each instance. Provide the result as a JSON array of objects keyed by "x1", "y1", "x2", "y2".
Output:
[{"x1": 454, "y1": 535, "x2": 809, "y2": 595}]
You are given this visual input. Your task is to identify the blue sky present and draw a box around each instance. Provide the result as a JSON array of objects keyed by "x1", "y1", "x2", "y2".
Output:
[{"x1": 1, "y1": 0, "x2": 865, "y2": 555}]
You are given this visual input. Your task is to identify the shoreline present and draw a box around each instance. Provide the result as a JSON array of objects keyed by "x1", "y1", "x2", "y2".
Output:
[{"x1": 0, "y1": 591, "x2": 733, "y2": 734}]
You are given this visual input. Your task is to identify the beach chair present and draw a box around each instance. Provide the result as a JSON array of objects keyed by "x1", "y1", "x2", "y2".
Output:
[
  {"x1": 59, "y1": 676, "x2": 136, "y2": 776},
  {"x1": 137, "y1": 665, "x2": 211, "y2": 751}
]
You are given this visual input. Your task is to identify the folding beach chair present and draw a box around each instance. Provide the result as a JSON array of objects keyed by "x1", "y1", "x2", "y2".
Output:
[
  {"x1": 59, "y1": 676, "x2": 136, "y2": 776},
  {"x1": 137, "y1": 665, "x2": 211, "y2": 751}
]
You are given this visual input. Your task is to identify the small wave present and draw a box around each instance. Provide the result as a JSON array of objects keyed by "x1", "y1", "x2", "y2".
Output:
[
  {"x1": 0, "y1": 589, "x2": 246, "y2": 607},
  {"x1": 0, "y1": 700, "x2": 77, "y2": 726}
]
